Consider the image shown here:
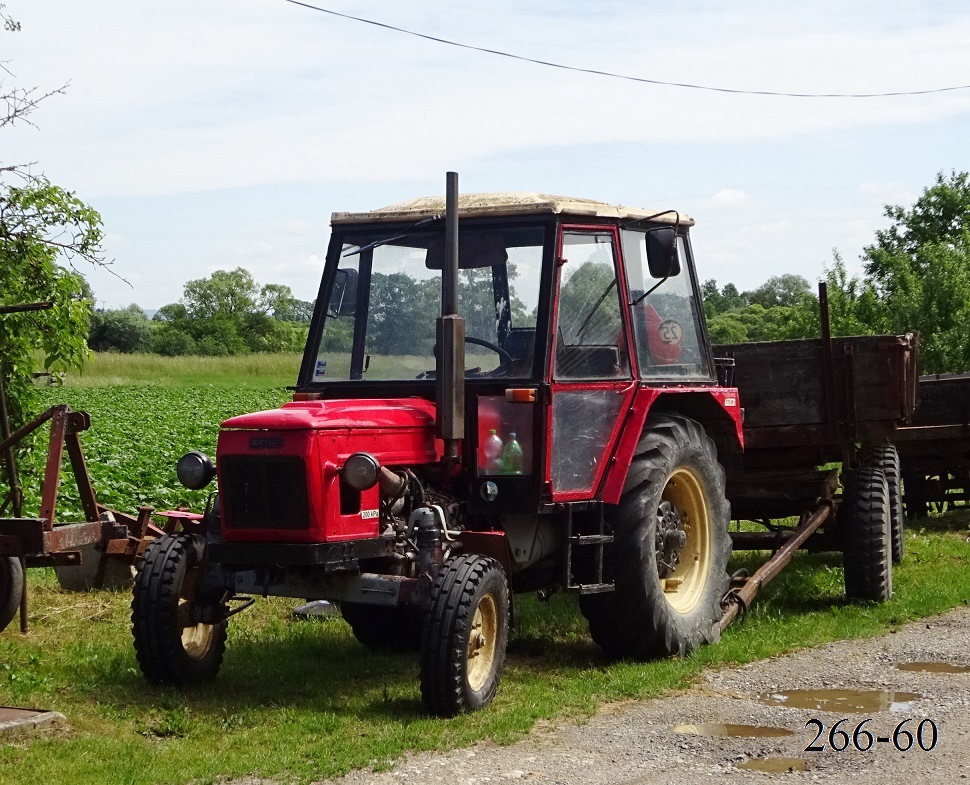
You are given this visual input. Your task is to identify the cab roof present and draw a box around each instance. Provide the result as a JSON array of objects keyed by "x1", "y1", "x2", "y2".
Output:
[{"x1": 331, "y1": 192, "x2": 694, "y2": 226}]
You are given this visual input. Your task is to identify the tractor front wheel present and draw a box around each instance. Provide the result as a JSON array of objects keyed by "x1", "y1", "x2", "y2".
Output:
[
  {"x1": 0, "y1": 557, "x2": 24, "y2": 633},
  {"x1": 419, "y1": 554, "x2": 509, "y2": 716},
  {"x1": 580, "y1": 413, "x2": 732, "y2": 659},
  {"x1": 131, "y1": 534, "x2": 227, "y2": 684}
]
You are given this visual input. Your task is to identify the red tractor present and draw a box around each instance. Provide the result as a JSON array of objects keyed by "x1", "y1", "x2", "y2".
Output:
[{"x1": 131, "y1": 176, "x2": 743, "y2": 716}]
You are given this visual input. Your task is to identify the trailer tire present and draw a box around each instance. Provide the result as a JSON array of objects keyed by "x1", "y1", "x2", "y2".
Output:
[
  {"x1": 340, "y1": 602, "x2": 423, "y2": 651},
  {"x1": 419, "y1": 554, "x2": 509, "y2": 717},
  {"x1": 0, "y1": 557, "x2": 24, "y2": 633},
  {"x1": 131, "y1": 533, "x2": 227, "y2": 685},
  {"x1": 841, "y1": 467, "x2": 893, "y2": 602},
  {"x1": 861, "y1": 443, "x2": 904, "y2": 563},
  {"x1": 580, "y1": 413, "x2": 732, "y2": 659}
]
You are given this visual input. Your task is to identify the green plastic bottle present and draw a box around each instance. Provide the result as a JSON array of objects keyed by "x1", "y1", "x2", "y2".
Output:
[{"x1": 501, "y1": 432, "x2": 524, "y2": 475}]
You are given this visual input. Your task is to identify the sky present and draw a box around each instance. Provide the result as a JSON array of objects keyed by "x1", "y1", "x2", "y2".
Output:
[{"x1": 4, "y1": 0, "x2": 970, "y2": 310}]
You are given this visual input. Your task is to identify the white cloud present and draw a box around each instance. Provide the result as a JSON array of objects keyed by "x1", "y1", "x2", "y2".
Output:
[{"x1": 709, "y1": 189, "x2": 751, "y2": 209}]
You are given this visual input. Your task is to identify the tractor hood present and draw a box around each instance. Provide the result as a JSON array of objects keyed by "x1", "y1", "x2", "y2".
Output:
[
  {"x1": 216, "y1": 397, "x2": 442, "y2": 545},
  {"x1": 221, "y1": 398, "x2": 438, "y2": 431}
]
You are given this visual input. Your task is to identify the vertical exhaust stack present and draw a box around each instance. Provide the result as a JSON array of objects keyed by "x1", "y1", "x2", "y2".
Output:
[{"x1": 436, "y1": 171, "x2": 465, "y2": 461}]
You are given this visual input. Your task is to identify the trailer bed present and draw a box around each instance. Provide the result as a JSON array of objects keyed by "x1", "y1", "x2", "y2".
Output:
[{"x1": 715, "y1": 333, "x2": 919, "y2": 520}]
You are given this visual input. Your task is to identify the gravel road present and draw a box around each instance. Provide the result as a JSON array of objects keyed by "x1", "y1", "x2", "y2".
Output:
[{"x1": 308, "y1": 606, "x2": 970, "y2": 785}]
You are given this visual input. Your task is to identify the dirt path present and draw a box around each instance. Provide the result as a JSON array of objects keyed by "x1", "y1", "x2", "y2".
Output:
[{"x1": 315, "y1": 606, "x2": 970, "y2": 785}]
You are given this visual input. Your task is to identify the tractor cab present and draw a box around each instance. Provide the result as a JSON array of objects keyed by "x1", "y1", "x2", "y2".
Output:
[{"x1": 299, "y1": 193, "x2": 719, "y2": 505}]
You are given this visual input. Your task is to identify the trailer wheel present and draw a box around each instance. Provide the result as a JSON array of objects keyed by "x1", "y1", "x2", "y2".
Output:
[
  {"x1": 581, "y1": 413, "x2": 731, "y2": 659},
  {"x1": 131, "y1": 533, "x2": 227, "y2": 684},
  {"x1": 841, "y1": 467, "x2": 893, "y2": 602},
  {"x1": 340, "y1": 602, "x2": 423, "y2": 651},
  {"x1": 861, "y1": 443, "x2": 904, "y2": 563},
  {"x1": 0, "y1": 557, "x2": 24, "y2": 633},
  {"x1": 419, "y1": 554, "x2": 509, "y2": 716}
]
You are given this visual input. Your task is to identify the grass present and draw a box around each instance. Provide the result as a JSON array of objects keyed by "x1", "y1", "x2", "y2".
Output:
[
  {"x1": 62, "y1": 352, "x2": 305, "y2": 389},
  {"x1": 3, "y1": 351, "x2": 969, "y2": 783},
  {"x1": 1, "y1": 514, "x2": 968, "y2": 785}
]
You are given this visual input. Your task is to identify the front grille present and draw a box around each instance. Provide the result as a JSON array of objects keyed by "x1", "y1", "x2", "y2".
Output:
[{"x1": 220, "y1": 456, "x2": 310, "y2": 530}]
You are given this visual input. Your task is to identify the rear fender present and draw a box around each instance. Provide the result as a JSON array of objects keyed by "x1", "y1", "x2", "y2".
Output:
[{"x1": 599, "y1": 389, "x2": 743, "y2": 504}]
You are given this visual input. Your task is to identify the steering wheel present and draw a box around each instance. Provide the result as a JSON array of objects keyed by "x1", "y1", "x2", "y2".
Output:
[{"x1": 465, "y1": 335, "x2": 514, "y2": 364}]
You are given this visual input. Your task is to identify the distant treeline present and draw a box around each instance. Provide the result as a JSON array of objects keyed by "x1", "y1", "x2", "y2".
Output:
[{"x1": 88, "y1": 268, "x2": 313, "y2": 356}]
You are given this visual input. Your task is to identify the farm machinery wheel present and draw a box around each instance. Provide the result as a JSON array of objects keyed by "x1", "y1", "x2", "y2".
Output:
[
  {"x1": 0, "y1": 557, "x2": 24, "y2": 633},
  {"x1": 580, "y1": 413, "x2": 732, "y2": 659},
  {"x1": 840, "y1": 466, "x2": 893, "y2": 602},
  {"x1": 861, "y1": 442, "x2": 904, "y2": 563},
  {"x1": 131, "y1": 533, "x2": 227, "y2": 684},
  {"x1": 419, "y1": 553, "x2": 509, "y2": 717},
  {"x1": 340, "y1": 602, "x2": 424, "y2": 651}
]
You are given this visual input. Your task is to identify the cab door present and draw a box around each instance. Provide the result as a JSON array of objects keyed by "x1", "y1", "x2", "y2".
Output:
[{"x1": 546, "y1": 226, "x2": 638, "y2": 501}]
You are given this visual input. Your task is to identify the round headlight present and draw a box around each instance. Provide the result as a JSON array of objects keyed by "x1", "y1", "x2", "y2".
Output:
[
  {"x1": 177, "y1": 451, "x2": 216, "y2": 490},
  {"x1": 343, "y1": 452, "x2": 381, "y2": 491}
]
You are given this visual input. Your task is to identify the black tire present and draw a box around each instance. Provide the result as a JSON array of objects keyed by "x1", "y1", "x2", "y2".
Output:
[
  {"x1": 841, "y1": 467, "x2": 893, "y2": 602},
  {"x1": 0, "y1": 557, "x2": 24, "y2": 633},
  {"x1": 580, "y1": 413, "x2": 732, "y2": 659},
  {"x1": 419, "y1": 554, "x2": 509, "y2": 717},
  {"x1": 340, "y1": 602, "x2": 423, "y2": 651},
  {"x1": 131, "y1": 533, "x2": 227, "y2": 684},
  {"x1": 861, "y1": 443, "x2": 904, "y2": 563}
]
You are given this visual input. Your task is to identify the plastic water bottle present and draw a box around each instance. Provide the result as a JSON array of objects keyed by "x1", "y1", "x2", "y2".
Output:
[
  {"x1": 501, "y1": 432, "x2": 524, "y2": 475},
  {"x1": 483, "y1": 429, "x2": 504, "y2": 473}
]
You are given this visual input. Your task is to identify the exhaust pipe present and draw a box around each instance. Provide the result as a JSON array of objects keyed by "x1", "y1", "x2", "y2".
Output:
[{"x1": 435, "y1": 171, "x2": 465, "y2": 461}]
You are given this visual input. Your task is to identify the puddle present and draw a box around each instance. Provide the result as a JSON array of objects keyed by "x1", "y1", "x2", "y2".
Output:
[
  {"x1": 673, "y1": 723, "x2": 794, "y2": 738},
  {"x1": 737, "y1": 757, "x2": 810, "y2": 773},
  {"x1": 758, "y1": 689, "x2": 921, "y2": 713},
  {"x1": 897, "y1": 661, "x2": 970, "y2": 674}
]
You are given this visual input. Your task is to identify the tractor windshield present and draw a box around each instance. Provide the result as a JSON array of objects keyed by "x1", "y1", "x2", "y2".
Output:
[{"x1": 311, "y1": 225, "x2": 546, "y2": 382}]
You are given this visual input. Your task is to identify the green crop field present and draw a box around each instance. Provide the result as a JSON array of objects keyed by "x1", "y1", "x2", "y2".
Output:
[{"x1": 1, "y1": 352, "x2": 969, "y2": 785}]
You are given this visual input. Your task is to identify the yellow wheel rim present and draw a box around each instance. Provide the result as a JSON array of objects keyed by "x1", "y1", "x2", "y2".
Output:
[
  {"x1": 658, "y1": 466, "x2": 711, "y2": 614},
  {"x1": 177, "y1": 567, "x2": 215, "y2": 660},
  {"x1": 466, "y1": 593, "x2": 498, "y2": 692}
]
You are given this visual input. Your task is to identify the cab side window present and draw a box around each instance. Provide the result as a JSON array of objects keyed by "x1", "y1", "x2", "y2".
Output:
[{"x1": 620, "y1": 229, "x2": 710, "y2": 379}]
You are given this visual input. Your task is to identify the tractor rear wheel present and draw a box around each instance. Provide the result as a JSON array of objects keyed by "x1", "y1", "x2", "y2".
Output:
[
  {"x1": 0, "y1": 557, "x2": 24, "y2": 633},
  {"x1": 131, "y1": 534, "x2": 227, "y2": 684},
  {"x1": 841, "y1": 467, "x2": 893, "y2": 602},
  {"x1": 580, "y1": 413, "x2": 731, "y2": 659},
  {"x1": 419, "y1": 554, "x2": 509, "y2": 716},
  {"x1": 340, "y1": 602, "x2": 423, "y2": 651},
  {"x1": 861, "y1": 442, "x2": 904, "y2": 563}
]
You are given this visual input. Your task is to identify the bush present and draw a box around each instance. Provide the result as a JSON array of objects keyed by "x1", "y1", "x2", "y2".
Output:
[{"x1": 88, "y1": 306, "x2": 153, "y2": 353}]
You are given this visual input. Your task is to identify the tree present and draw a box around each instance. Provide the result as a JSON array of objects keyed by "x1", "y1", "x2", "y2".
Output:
[
  {"x1": 745, "y1": 274, "x2": 812, "y2": 309},
  {"x1": 155, "y1": 268, "x2": 310, "y2": 355},
  {"x1": 88, "y1": 305, "x2": 153, "y2": 353},
  {"x1": 1, "y1": 7, "x2": 105, "y2": 425},
  {"x1": 861, "y1": 171, "x2": 970, "y2": 373}
]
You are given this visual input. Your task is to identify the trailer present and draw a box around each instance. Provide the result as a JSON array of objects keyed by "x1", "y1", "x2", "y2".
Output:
[
  {"x1": 893, "y1": 372, "x2": 970, "y2": 517},
  {"x1": 712, "y1": 292, "x2": 917, "y2": 626}
]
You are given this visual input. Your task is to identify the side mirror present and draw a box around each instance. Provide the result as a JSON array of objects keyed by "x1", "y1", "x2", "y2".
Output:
[
  {"x1": 645, "y1": 227, "x2": 681, "y2": 279},
  {"x1": 327, "y1": 268, "x2": 358, "y2": 317}
]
